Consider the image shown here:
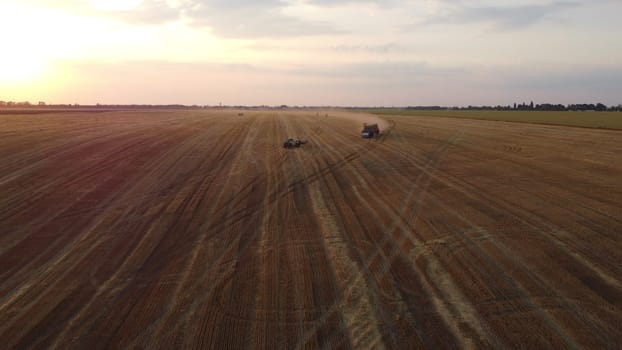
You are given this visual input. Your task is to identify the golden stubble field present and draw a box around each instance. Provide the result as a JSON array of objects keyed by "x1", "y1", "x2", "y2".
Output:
[{"x1": 1, "y1": 109, "x2": 621, "y2": 349}]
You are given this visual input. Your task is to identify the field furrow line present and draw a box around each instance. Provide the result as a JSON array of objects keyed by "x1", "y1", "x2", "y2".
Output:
[
  {"x1": 46, "y1": 119, "x2": 246, "y2": 347},
  {"x1": 281, "y1": 116, "x2": 384, "y2": 350},
  {"x1": 338, "y1": 127, "x2": 490, "y2": 348},
  {"x1": 387, "y1": 125, "x2": 622, "y2": 292},
  {"x1": 386, "y1": 120, "x2": 614, "y2": 347},
  {"x1": 119, "y1": 120, "x2": 257, "y2": 347}
]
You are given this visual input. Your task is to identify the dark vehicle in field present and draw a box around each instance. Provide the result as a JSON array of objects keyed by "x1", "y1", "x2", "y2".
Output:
[
  {"x1": 361, "y1": 123, "x2": 380, "y2": 138},
  {"x1": 283, "y1": 138, "x2": 308, "y2": 148}
]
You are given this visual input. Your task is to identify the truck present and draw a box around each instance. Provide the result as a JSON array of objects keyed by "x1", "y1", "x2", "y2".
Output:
[{"x1": 361, "y1": 123, "x2": 380, "y2": 138}]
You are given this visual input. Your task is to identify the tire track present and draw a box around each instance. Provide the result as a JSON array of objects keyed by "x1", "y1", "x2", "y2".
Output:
[
  {"x1": 382, "y1": 120, "x2": 622, "y2": 293},
  {"x1": 298, "y1": 118, "x2": 483, "y2": 349},
  {"x1": 2, "y1": 110, "x2": 620, "y2": 349},
  {"x1": 371, "y1": 116, "x2": 614, "y2": 347}
]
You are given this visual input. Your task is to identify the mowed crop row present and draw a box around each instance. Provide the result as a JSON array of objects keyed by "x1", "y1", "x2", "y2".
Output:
[{"x1": 0, "y1": 110, "x2": 621, "y2": 349}]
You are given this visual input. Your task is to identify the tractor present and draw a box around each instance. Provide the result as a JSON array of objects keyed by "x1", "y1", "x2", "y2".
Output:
[{"x1": 283, "y1": 138, "x2": 308, "y2": 149}]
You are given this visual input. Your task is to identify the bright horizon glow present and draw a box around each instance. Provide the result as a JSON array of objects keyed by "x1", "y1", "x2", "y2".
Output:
[
  {"x1": 1, "y1": 0, "x2": 620, "y2": 106},
  {"x1": 0, "y1": 54, "x2": 46, "y2": 84},
  {"x1": 0, "y1": 4, "x2": 52, "y2": 87},
  {"x1": 88, "y1": 0, "x2": 143, "y2": 12},
  {"x1": 0, "y1": 4, "x2": 113, "y2": 88}
]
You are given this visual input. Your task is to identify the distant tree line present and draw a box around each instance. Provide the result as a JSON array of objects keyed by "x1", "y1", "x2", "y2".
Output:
[
  {"x1": 2, "y1": 100, "x2": 621, "y2": 111},
  {"x1": 0, "y1": 101, "x2": 289, "y2": 110},
  {"x1": 0, "y1": 101, "x2": 208, "y2": 110},
  {"x1": 0, "y1": 101, "x2": 45, "y2": 107},
  {"x1": 405, "y1": 102, "x2": 622, "y2": 112}
]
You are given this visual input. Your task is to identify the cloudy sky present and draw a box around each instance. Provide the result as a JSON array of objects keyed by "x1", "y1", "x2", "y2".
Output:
[{"x1": 1, "y1": 0, "x2": 621, "y2": 106}]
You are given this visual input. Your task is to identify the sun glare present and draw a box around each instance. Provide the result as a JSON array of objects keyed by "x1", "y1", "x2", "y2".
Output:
[
  {"x1": 0, "y1": 3, "x2": 124, "y2": 88},
  {"x1": 0, "y1": 55, "x2": 46, "y2": 84},
  {"x1": 0, "y1": 4, "x2": 56, "y2": 86}
]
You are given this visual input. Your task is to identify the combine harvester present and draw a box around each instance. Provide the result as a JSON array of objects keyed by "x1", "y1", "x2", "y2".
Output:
[{"x1": 361, "y1": 123, "x2": 380, "y2": 138}]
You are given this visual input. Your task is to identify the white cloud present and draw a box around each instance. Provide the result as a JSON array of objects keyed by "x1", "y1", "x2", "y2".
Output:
[
  {"x1": 416, "y1": 1, "x2": 580, "y2": 30},
  {"x1": 185, "y1": 1, "x2": 342, "y2": 37},
  {"x1": 62, "y1": 0, "x2": 344, "y2": 37},
  {"x1": 3, "y1": 0, "x2": 621, "y2": 105}
]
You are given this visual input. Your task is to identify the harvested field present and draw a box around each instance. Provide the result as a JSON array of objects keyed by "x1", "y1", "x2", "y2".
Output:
[
  {"x1": 1, "y1": 109, "x2": 621, "y2": 349},
  {"x1": 369, "y1": 109, "x2": 622, "y2": 130}
]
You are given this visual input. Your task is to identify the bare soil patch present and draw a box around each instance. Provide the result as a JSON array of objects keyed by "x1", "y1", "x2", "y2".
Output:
[{"x1": 1, "y1": 110, "x2": 621, "y2": 348}]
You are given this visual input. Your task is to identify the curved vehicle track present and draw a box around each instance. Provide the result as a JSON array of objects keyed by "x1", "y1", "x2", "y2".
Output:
[{"x1": 0, "y1": 109, "x2": 621, "y2": 349}]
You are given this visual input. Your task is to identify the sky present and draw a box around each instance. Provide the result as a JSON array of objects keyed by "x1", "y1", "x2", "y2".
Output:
[{"x1": 0, "y1": 0, "x2": 621, "y2": 106}]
